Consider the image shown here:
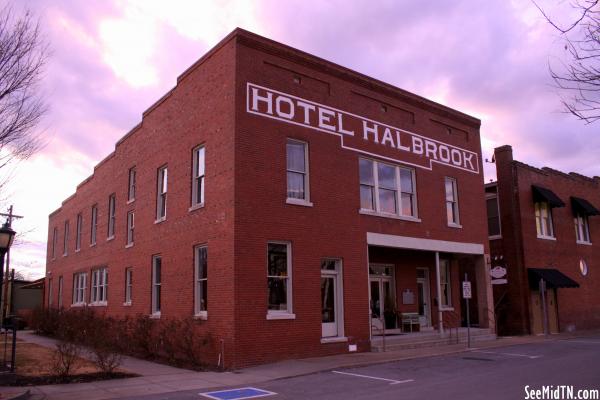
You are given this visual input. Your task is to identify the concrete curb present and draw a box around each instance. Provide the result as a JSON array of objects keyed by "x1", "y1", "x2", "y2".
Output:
[{"x1": 3, "y1": 389, "x2": 30, "y2": 400}]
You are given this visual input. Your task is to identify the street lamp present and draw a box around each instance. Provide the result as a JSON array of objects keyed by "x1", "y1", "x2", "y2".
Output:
[{"x1": 0, "y1": 221, "x2": 16, "y2": 327}]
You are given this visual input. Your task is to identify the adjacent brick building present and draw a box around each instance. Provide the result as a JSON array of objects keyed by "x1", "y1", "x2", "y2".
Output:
[
  {"x1": 488, "y1": 145, "x2": 600, "y2": 336},
  {"x1": 45, "y1": 28, "x2": 494, "y2": 368}
]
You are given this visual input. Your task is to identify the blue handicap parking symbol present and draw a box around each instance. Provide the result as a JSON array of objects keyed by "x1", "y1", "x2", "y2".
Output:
[{"x1": 200, "y1": 387, "x2": 276, "y2": 400}]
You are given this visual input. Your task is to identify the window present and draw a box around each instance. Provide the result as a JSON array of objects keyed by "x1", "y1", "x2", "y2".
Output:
[
  {"x1": 440, "y1": 259, "x2": 452, "y2": 308},
  {"x1": 487, "y1": 195, "x2": 501, "y2": 237},
  {"x1": 574, "y1": 213, "x2": 591, "y2": 244},
  {"x1": 359, "y1": 158, "x2": 417, "y2": 218},
  {"x1": 445, "y1": 177, "x2": 460, "y2": 226},
  {"x1": 267, "y1": 242, "x2": 293, "y2": 317},
  {"x1": 156, "y1": 166, "x2": 167, "y2": 221},
  {"x1": 125, "y1": 268, "x2": 132, "y2": 304},
  {"x1": 286, "y1": 139, "x2": 310, "y2": 203},
  {"x1": 194, "y1": 245, "x2": 208, "y2": 316},
  {"x1": 107, "y1": 194, "x2": 116, "y2": 239},
  {"x1": 51, "y1": 227, "x2": 58, "y2": 259},
  {"x1": 58, "y1": 276, "x2": 63, "y2": 308},
  {"x1": 63, "y1": 220, "x2": 69, "y2": 256},
  {"x1": 126, "y1": 211, "x2": 135, "y2": 246},
  {"x1": 192, "y1": 146, "x2": 205, "y2": 207},
  {"x1": 128, "y1": 167, "x2": 136, "y2": 202},
  {"x1": 90, "y1": 205, "x2": 98, "y2": 245},
  {"x1": 72, "y1": 272, "x2": 87, "y2": 305},
  {"x1": 579, "y1": 259, "x2": 588, "y2": 276},
  {"x1": 151, "y1": 255, "x2": 162, "y2": 315},
  {"x1": 535, "y1": 202, "x2": 555, "y2": 239},
  {"x1": 75, "y1": 213, "x2": 82, "y2": 251},
  {"x1": 91, "y1": 267, "x2": 108, "y2": 304},
  {"x1": 48, "y1": 278, "x2": 53, "y2": 307}
]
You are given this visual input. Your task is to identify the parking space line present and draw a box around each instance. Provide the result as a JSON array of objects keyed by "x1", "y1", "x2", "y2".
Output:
[
  {"x1": 332, "y1": 370, "x2": 414, "y2": 385},
  {"x1": 561, "y1": 340, "x2": 600, "y2": 345},
  {"x1": 471, "y1": 350, "x2": 542, "y2": 359}
]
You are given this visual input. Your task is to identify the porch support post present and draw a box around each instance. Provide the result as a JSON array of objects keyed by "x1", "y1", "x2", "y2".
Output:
[{"x1": 435, "y1": 251, "x2": 444, "y2": 335}]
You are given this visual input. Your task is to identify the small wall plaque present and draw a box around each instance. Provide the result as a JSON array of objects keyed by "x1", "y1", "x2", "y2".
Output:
[{"x1": 402, "y1": 289, "x2": 415, "y2": 305}]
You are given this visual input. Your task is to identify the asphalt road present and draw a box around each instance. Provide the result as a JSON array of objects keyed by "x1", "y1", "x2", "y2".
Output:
[{"x1": 121, "y1": 336, "x2": 600, "y2": 400}]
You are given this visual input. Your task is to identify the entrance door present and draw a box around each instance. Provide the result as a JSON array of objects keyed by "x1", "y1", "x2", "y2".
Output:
[
  {"x1": 369, "y1": 264, "x2": 396, "y2": 331},
  {"x1": 530, "y1": 289, "x2": 559, "y2": 335},
  {"x1": 417, "y1": 268, "x2": 432, "y2": 327},
  {"x1": 321, "y1": 259, "x2": 343, "y2": 338}
]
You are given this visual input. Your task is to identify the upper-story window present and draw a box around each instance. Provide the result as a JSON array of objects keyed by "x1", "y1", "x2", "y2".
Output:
[
  {"x1": 126, "y1": 211, "x2": 135, "y2": 246},
  {"x1": 90, "y1": 267, "x2": 108, "y2": 304},
  {"x1": 535, "y1": 202, "x2": 555, "y2": 239},
  {"x1": 156, "y1": 166, "x2": 167, "y2": 221},
  {"x1": 574, "y1": 213, "x2": 591, "y2": 244},
  {"x1": 75, "y1": 213, "x2": 82, "y2": 251},
  {"x1": 445, "y1": 177, "x2": 460, "y2": 227},
  {"x1": 286, "y1": 139, "x2": 310, "y2": 205},
  {"x1": 107, "y1": 194, "x2": 116, "y2": 239},
  {"x1": 359, "y1": 158, "x2": 417, "y2": 219},
  {"x1": 63, "y1": 220, "x2": 69, "y2": 256},
  {"x1": 192, "y1": 146, "x2": 205, "y2": 207},
  {"x1": 51, "y1": 227, "x2": 58, "y2": 259},
  {"x1": 90, "y1": 204, "x2": 98, "y2": 245},
  {"x1": 128, "y1": 167, "x2": 136, "y2": 202},
  {"x1": 571, "y1": 196, "x2": 599, "y2": 245}
]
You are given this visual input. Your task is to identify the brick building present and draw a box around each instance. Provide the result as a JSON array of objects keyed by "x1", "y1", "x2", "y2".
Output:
[
  {"x1": 45, "y1": 28, "x2": 494, "y2": 368},
  {"x1": 488, "y1": 145, "x2": 600, "y2": 336}
]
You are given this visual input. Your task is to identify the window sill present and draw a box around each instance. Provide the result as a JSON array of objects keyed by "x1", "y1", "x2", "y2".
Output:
[
  {"x1": 70, "y1": 303, "x2": 87, "y2": 308},
  {"x1": 576, "y1": 240, "x2": 592, "y2": 246},
  {"x1": 489, "y1": 234, "x2": 502, "y2": 240},
  {"x1": 189, "y1": 203, "x2": 205, "y2": 212},
  {"x1": 90, "y1": 243, "x2": 96, "y2": 248},
  {"x1": 359, "y1": 209, "x2": 421, "y2": 223},
  {"x1": 448, "y1": 223, "x2": 462, "y2": 229},
  {"x1": 154, "y1": 218, "x2": 166, "y2": 225},
  {"x1": 89, "y1": 301, "x2": 107, "y2": 307},
  {"x1": 75, "y1": 249, "x2": 81, "y2": 253},
  {"x1": 107, "y1": 236, "x2": 115, "y2": 242},
  {"x1": 62, "y1": 254, "x2": 67, "y2": 257},
  {"x1": 440, "y1": 306, "x2": 455, "y2": 311},
  {"x1": 125, "y1": 243, "x2": 134, "y2": 249},
  {"x1": 194, "y1": 312, "x2": 208, "y2": 320},
  {"x1": 536, "y1": 235, "x2": 556, "y2": 241},
  {"x1": 123, "y1": 302, "x2": 132, "y2": 307},
  {"x1": 266, "y1": 313, "x2": 296, "y2": 320},
  {"x1": 286, "y1": 198, "x2": 313, "y2": 207},
  {"x1": 150, "y1": 312, "x2": 161, "y2": 319},
  {"x1": 127, "y1": 198, "x2": 135, "y2": 205},
  {"x1": 321, "y1": 336, "x2": 348, "y2": 344}
]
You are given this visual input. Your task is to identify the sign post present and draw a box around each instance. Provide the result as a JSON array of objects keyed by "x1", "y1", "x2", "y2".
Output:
[{"x1": 462, "y1": 274, "x2": 472, "y2": 348}]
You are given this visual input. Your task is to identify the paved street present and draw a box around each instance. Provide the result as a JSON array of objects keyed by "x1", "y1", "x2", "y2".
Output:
[{"x1": 120, "y1": 336, "x2": 600, "y2": 400}]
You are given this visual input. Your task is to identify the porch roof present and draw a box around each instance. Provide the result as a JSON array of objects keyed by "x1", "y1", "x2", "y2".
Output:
[{"x1": 367, "y1": 232, "x2": 484, "y2": 255}]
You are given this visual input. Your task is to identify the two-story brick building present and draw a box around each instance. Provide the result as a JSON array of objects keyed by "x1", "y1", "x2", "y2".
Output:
[
  {"x1": 488, "y1": 145, "x2": 600, "y2": 336},
  {"x1": 45, "y1": 28, "x2": 494, "y2": 368}
]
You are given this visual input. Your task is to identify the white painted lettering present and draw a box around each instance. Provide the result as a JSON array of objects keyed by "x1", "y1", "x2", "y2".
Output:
[
  {"x1": 251, "y1": 87, "x2": 273, "y2": 115},
  {"x1": 318, "y1": 108, "x2": 337, "y2": 131},
  {"x1": 463, "y1": 153, "x2": 475, "y2": 171},
  {"x1": 425, "y1": 141, "x2": 438, "y2": 160},
  {"x1": 439, "y1": 145, "x2": 450, "y2": 163},
  {"x1": 363, "y1": 121, "x2": 380, "y2": 144},
  {"x1": 396, "y1": 131, "x2": 411, "y2": 152},
  {"x1": 337, "y1": 113, "x2": 355, "y2": 136},
  {"x1": 451, "y1": 149, "x2": 463, "y2": 166},
  {"x1": 412, "y1": 137, "x2": 423, "y2": 154},
  {"x1": 275, "y1": 96, "x2": 295, "y2": 119},
  {"x1": 381, "y1": 128, "x2": 396, "y2": 148},
  {"x1": 297, "y1": 101, "x2": 315, "y2": 125}
]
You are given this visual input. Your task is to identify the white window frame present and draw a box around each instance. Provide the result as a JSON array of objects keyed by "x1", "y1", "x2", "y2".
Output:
[
  {"x1": 90, "y1": 267, "x2": 108, "y2": 305},
  {"x1": 51, "y1": 227, "x2": 58, "y2": 260},
  {"x1": 156, "y1": 166, "x2": 168, "y2": 222},
  {"x1": 286, "y1": 139, "x2": 312, "y2": 207},
  {"x1": 359, "y1": 158, "x2": 419, "y2": 221},
  {"x1": 75, "y1": 213, "x2": 82, "y2": 252},
  {"x1": 191, "y1": 145, "x2": 205, "y2": 209},
  {"x1": 151, "y1": 255, "x2": 162, "y2": 316},
  {"x1": 126, "y1": 211, "x2": 135, "y2": 247},
  {"x1": 574, "y1": 213, "x2": 591, "y2": 244},
  {"x1": 267, "y1": 241, "x2": 295, "y2": 319},
  {"x1": 58, "y1": 276, "x2": 63, "y2": 308},
  {"x1": 445, "y1": 177, "x2": 461, "y2": 228},
  {"x1": 72, "y1": 272, "x2": 87, "y2": 306},
  {"x1": 128, "y1": 166, "x2": 136, "y2": 203},
  {"x1": 124, "y1": 267, "x2": 132, "y2": 305},
  {"x1": 63, "y1": 220, "x2": 69, "y2": 256},
  {"x1": 90, "y1": 205, "x2": 98, "y2": 246},
  {"x1": 194, "y1": 245, "x2": 208, "y2": 318},
  {"x1": 535, "y1": 202, "x2": 555, "y2": 240},
  {"x1": 486, "y1": 193, "x2": 502, "y2": 239},
  {"x1": 107, "y1": 194, "x2": 116, "y2": 239},
  {"x1": 440, "y1": 259, "x2": 452, "y2": 308}
]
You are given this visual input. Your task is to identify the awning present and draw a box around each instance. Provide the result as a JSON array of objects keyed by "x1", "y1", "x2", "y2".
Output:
[
  {"x1": 528, "y1": 268, "x2": 579, "y2": 289},
  {"x1": 532, "y1": 185, "x2": 565, "y2": 208},
  {"x1": 571, "y1": 196, "x2": 600, "y2": 216}
]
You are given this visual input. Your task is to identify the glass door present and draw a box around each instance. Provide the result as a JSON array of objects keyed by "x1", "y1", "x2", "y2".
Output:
[
  {"x1": 417, "y1": 268, "x2": 431, "y2": 327},
  {"x1": 321, "y1": 275, "x2": 337, "y2": 337}
]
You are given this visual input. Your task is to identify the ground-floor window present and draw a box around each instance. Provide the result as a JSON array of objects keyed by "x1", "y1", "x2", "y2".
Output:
[
  {"x1": 194, "y1": 245, "x2": 207, "y2": 317},
  {"x1": 58, "y1": 276, "x2": 63, "y2": 308},
  {"x1": 152, "y1": 255, "x2": 162, "y2": 315},
  {"x1": 440, "y1": 259, "x2": 452, "y2": 307},
  {"x1": 72, "y1": 272, "x2": 87, "y2": 305},
  {"x1": 124, "y1": 267, "x2": 132, "y2": 305},
  {"x1": 91, "y1": 267, "x2": 108, "y2": 304},
  {"x1": 267, "y1": 242, "x2": 292, "y2": 317}
]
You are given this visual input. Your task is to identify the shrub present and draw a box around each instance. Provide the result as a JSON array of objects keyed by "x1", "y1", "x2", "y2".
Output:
[{"x1": 50, "y1": 341, "x2": 81, "y2": 379}]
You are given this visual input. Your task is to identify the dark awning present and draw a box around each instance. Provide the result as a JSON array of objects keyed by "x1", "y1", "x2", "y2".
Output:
[
  {"x1": 528, "y1": 268, "x2": 579, "y2": 289},
  {"x1": 571, "y1": 196, "x2": 600, "y2": 216},
  {"x1": 531, "y1": 185, "x2": 565, "y2": 208}
]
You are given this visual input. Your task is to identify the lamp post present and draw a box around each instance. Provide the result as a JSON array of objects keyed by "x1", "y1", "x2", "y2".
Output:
[{"x1": 0, "y1": 221, "x2": 16, "y2": 327}]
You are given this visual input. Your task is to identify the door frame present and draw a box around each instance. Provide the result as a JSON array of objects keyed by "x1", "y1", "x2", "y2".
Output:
[
  {"x1": 369, "y1": 263, "x2": 398, "y2": 334},
  {"x1": 321, "y1": 259, "x2": 344, "y2": 339},
  {"x1": 416, "y1": 267, "x2": 432, "y2": 327}
]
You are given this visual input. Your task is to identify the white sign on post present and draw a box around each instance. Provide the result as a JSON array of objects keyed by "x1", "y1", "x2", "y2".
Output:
[{"x1": 462, "y1": 281, "x2": 472, "y2": 299}]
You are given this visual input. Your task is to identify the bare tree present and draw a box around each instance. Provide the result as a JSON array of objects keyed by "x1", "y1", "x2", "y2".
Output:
[
  {"x1": 0, "y1": 6, "x2": 48, "y2": 169},
  {"x1": 534, "y1": 0, "x2": 600, "y2": 123}
]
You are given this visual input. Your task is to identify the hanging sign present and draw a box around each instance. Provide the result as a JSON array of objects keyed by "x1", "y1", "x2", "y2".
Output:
[{"x1": 490, "y1": 266, "x2": 507, "y2": 285}]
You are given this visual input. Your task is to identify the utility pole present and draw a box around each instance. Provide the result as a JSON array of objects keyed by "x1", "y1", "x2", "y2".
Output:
[{"x1": 0, "y1": 206, "x2": 23, "y2": 322}]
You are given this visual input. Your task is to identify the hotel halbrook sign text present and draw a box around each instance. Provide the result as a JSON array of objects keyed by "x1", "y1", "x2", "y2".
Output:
[{"x1": 246, "y1": 82, "x2": 479, "y2": 174}]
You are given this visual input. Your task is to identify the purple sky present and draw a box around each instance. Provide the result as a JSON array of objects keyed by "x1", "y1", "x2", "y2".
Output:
[{"x1": 3, "y1": 0, "x2": 599, "y2": 279}]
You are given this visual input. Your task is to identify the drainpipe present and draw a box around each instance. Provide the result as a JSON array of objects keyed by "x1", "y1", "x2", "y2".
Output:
[{"x1": 435, "y1": 251, "x2": 444, "y2": 336}]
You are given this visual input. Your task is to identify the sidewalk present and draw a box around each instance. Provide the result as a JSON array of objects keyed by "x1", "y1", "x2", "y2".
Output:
[{"x1": 1, "y1": 331, "x2": 590, "y2": 400}]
